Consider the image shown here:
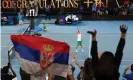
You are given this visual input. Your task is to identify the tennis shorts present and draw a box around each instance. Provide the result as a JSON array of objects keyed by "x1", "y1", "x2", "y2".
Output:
[{"x1": 77, "y1": 41, "x2": 82, "y2": 46}]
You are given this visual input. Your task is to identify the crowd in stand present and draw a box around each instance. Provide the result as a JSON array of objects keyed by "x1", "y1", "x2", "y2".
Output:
[
  {"x1": 119, "y1": 3, "x2": 133, "y2": 15},
  {"x1": 1, "y1": 25, "x2": 133, "y2": 80},
  {"x1": 92, "y1": 3, "x2": 133, "y2": 16}
]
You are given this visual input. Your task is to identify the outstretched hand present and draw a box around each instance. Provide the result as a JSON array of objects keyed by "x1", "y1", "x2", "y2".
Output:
[
  {"x1": 8, "y1": 63, "x2": 12, "y2": 68},
  {"x1": 8, "y1": 62, "x2": 10, "y2": 66},
  {"x1": 120, "y1": 25, "x2": 128, "y2": 34},
  {"x1": 125, "y1": 66, "x2": 131, "y2": 71},
  {"x1": 87, "y1": 30, "x2": 97, "y2": 37},
  {"x1": 70, "y1": 52, "x2": 75, "y2": 59}
]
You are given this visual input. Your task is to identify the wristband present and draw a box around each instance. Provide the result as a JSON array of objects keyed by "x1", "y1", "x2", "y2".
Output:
[{"x1": 125, "y1": 69, "x2": 128, "y2": 71}]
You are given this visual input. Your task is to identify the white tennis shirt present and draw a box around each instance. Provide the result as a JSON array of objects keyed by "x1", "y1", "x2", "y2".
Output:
[{"x1": 77, "y1": 33, "x2": 82, "y2": 41}]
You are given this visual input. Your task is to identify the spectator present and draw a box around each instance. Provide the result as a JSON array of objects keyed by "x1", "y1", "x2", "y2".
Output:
[
  {"x1": 128, "y1": 3, "x2": 133, "y2": 14},
  {"x1": 119, "y1": 5, "x2": 124, "y2": 15},
  {"x1": 45, "y1": 5, "x2": 51, "y2": 20},
  {"x1": 70, "y1": 52, "x2": 95, "y2": 80},
  {"x1": 100, "y1": 4, "x2": 105, "y2": 15},
  {"x1": 66, "y1": 64, "x2": 75, "y2": 80},
  {"x1": 20, "y1": 67, "x2": 30, "y2": 80},
  {"x1": 123, "y1": 8, "x2": 128, "y2": 15},
  {"x1": 1, "y1": 63, "x2": 17, "y2": 80},
  {"x1": 97, "y1": 7, "x2": 101, "y2": 15},
  {"x1": 79, "y1": 5, "x2": 84, "y2": 13},
  {"x1": 70, "y1": 64, "x2": 75, "y2": 74},
  {"x1": 87, "y1": 25, "x2": 128, "y2": 80},
  {"x1": 47, "y1": 64, "x2": 75, "y2": 80},
  {"x1": 105, "y1": 7, "x2": 108, "y2": 15},
  {"x1": 92, "y1": 3, "x2": 97, "y2": 16},
  {"x1": 114, "y1": 7, "x2": 119, "y2": 15},
  {"x1": 18, "y1": 9, "x2": 24, "y2": 25},
  {"x1": 123, "y1": 64, "x2": 133, "y2": 80}
]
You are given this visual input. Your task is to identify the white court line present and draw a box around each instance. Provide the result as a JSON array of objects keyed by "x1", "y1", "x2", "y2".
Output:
[
  {"x1": 42, "y1": 34, "x2": 133, "y2": 37},
  {"x1": 88, "y1": 35, "x2": 92, "y2": 58},
  {"x1": 97, "y1": 35, "x2": 133, "y2": 36},
  {"x1": 1, "y1": 46, "x2": 12, "y2": 47}
]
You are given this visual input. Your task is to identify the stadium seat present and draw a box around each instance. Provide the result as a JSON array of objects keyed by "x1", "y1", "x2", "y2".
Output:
[
  {"x1": 59, "y1": 19, "x2": 65, "y2": 24},
  {"x1": 8, "y1": 16, "x2": 14, "y2": 24},
  {"x1": 72, "y1": 20, "x2": 78, "y2": 24},
  {"x1": 59, "y1": 15, "x2": 66, "y2": 24}
]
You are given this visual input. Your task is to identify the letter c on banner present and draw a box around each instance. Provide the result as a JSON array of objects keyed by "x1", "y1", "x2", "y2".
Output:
[{"x1": 2, "y1": 1, "x2": 9, "y2": 8}]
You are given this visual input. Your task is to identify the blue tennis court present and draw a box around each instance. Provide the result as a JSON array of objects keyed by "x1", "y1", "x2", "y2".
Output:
[{"x1": 1, "y1": 20, "x2": 133, "y2": 80}]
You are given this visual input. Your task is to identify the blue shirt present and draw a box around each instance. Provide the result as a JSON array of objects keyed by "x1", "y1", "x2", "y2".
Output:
[
  {"x1": 129, "y1": 5, "x2": 133, "y2": 11},
  {"x1": 45, "y1": 8, "x2": 50, "y2": 12},
  {"x1": 18, "y1": 12, "x2": 24, "y2": 20},
  {"x1": 18, "y1": 12, "x2": 22, "y2": 20},
  {"x1": 80, "y1": 6, "x2": 84, "y2": 12},
  {"x1": 92, "y1": 4, "x2": 96, "y2": 12},
  {"x1": 125, "y1": 73, "x2": 133, "y2": 80}
]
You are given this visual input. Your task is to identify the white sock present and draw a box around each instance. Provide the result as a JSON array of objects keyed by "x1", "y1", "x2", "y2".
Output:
[
  {"x1": 76, "y1": 49, "x2": 78, "y2": 52},
  {"x1": 82, "y1": 49, "x2": 84, "y2": 52}
]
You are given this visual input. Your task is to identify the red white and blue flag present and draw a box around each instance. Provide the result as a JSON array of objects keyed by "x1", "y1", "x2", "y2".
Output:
[{"x1": 11, "y1": 35, "x2": 70, "y2": 77}]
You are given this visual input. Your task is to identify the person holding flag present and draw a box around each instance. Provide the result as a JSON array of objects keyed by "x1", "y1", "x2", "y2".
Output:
[
  {"x1": 10, "y1": 35, "x2": 70, "y2": 79},
  {"x1": 76, "y1": 28, "x2": 84, "y2": 52},
  {"x1": 1, "y1": 63, "x2": 17, "y2": 80}
]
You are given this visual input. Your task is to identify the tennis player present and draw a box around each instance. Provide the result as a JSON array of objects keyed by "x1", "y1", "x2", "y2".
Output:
[{"x1": 76, "y1": 29, "x2": 84, "y2": 52}]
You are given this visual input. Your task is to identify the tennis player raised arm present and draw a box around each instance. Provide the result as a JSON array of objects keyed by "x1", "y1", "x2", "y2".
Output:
[{"x1": 76, "y1": 29, "x2": 84, "y2": 52}]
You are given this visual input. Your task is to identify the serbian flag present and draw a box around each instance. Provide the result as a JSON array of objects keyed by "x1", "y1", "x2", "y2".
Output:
[{"x1": 11, "y1": 35, "x2": 70, "y2": 77}]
